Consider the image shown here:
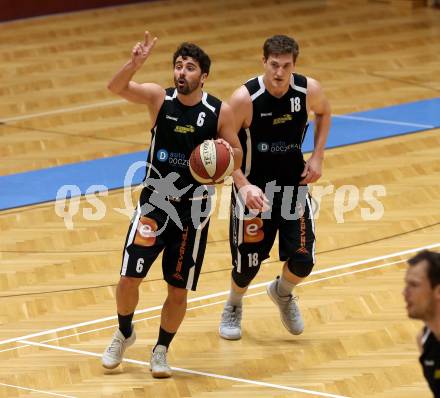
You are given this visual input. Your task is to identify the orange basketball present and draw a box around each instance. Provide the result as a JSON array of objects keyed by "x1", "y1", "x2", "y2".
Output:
[{"x1": 189, "y1": 140, "x2": 234, "y2": 184}]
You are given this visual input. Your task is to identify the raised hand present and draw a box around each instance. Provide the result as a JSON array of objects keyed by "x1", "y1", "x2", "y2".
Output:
[{"x1": 131, "y1": 31, "x2": 158, "y2": 69}]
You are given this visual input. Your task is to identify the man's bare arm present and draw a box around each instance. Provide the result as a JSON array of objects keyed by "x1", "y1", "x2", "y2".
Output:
[
  {"x1": 216, "y1": 102, "x2": 243, "y2": 170},
  {"x1": 107, "y1": 31, "x2": 165, "y2": 118},
  {"x1": 300, "y1": 78, "x2": 331, "y2": 184},
  {"x1": 228, "y1": 86, "x2": 268, "y2": 211}
]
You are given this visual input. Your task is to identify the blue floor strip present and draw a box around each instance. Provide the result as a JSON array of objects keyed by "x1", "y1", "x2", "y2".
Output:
[{"x1": 1, "y1": 97, "x2": 439, "y2": 211}]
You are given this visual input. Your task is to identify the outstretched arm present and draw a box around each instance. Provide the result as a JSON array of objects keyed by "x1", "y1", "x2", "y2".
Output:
[
  {"x1": 300, "y1": 78, "x2": 331, "y2": 184},
  {"x1": 107, "y1": 31, "x2": 165, "y2": 120}
]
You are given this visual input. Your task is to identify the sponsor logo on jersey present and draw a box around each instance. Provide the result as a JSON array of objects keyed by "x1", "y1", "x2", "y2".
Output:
[
  {"x1": 424, "y1": 360, "x2": 435, "y2": 366},
  {"x1": 156, "y1": 150, "x2": 189, "y2": 167},
  {"x1": 174, "y1": 124, "x2": 195, "y2": 134},
  {"x1": 256, "y1": 141, "x2": 301, "y2": 153},
  {"x1": 174, "y1": 226, "x2": 189, "y2": 280},
  {"x1": 296, "y1": 247, "x2": 309, "y2": 255},
  {"x1": 273, "y1": 142, "x2": 300, "y2": 152},
  {"x1": 166, "y1": 115, "x2": 178, "y2": 121},
  {"x1": 257, "y1": 142, "x2": 269, "y2": 152},
  {"x1": 273, "y1": 114, "x2": 292, "y2": 125},
  {"x1": 244, "y1": 217, "x2": 264, "y2": 243},
  {"x1": 261, "y1": 112, "x2": 272, "y2": 117},
  {"x1": 157, "y1": 149, "x2": 169, "y2": 162},
  {"x1": 296, "y1": 211, "x2": 309, "y2": 255},
  {"x1": 169, "y1": 152, "x2": 189, "y2": 167},
  {"x1": 134, "y1": 217, "x2": 158, "y2": 247}
]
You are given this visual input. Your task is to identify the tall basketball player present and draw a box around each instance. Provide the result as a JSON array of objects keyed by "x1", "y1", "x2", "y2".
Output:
[
  {"x1": 219, "y1": 35, "x2": 331, "y2": 340},
  {"x1": 102, "y1": 31, "x2": 242, "y2": 377}
]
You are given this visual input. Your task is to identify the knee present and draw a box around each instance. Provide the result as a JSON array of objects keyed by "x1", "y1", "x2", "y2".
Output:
[
  {"x1": 118, "y1": 276, "x2": 142, "y2": 292},
  {"x1": 167, "y1": 285, "x2": 188, "y2": 306},
  {"x1": 232, "y1": 266, "x2": 260, "y2": 288},
  {"x1": 287, "y1": 257, "x2": 314, "y2": 278}
]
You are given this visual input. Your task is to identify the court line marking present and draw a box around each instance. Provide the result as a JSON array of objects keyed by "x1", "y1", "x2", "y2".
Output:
[
  {"x1": 19, "y1": 340, "x2": 349, "y2": 398},
  {"x1": 0, "y1": 242, "x2": 438, "y2": 348},
  {"x1": 0, "y1": 382, "x2": 76, "y2": 398},
  {"x1": 10, "y1": 260, "x2": 407, "y2": 398},
  {"x1": 0, "y1": 99, "x2": 126, "y2": 123},
  {"x1": 0, "y1": 257, "x2": 424, "y2": 397},
  {"x1": 0, "y1": 97, "x2": 435, "y2": 131},
  {"x1": 333, "y1": 114, "x2": 434, "y2": 129},
  {"x1": 0, "y1": 257, "x2": 408, "y2": 356}
]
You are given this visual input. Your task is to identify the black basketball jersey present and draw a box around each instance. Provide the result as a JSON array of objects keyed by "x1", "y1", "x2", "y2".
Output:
[
  {"x1": 238, "y1": 73, "x2": 309, "y2": 190},
  {"x1": 145, "y1": 88, "x2": 222, "y2": 198},
  {"x1": 420, "y1": 327, "x2": 440, "y2": 397}
]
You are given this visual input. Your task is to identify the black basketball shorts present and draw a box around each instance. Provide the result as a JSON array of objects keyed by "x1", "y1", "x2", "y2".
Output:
[
  {"x1": 229, "y1": 185, "x2": 315, "y2": 274},
  {"x1": 120, "y1": 187, "x2": 211, "y2": 291}
]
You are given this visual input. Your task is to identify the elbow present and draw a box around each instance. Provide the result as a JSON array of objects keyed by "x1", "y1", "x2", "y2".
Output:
[{"x1": 107, "y1": 80, "x2": 129, "y2": 96}]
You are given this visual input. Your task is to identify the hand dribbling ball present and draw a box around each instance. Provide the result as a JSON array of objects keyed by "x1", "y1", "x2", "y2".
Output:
[{"x1": 189, "y1": 140, "x2": 234, "y2": 184}]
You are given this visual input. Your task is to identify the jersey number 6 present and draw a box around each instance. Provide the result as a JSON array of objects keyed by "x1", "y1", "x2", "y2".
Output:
[{"x1": 197, "y1": 112, "x2": 206, "y2": 127}]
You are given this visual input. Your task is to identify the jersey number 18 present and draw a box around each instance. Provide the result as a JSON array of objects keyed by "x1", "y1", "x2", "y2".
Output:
[{"x1": 290, "y1": 97, "x2": 301, "y2": 112}]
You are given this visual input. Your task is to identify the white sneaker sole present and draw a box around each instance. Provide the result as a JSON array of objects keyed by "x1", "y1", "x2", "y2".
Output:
[
  {"x1": 219, "y1": 327, "x2": 241, "y2": 341},
  {"x1": 102, "y1": 361, "x2": 121, "y2": 370},
  {"x1": 151, "y1": 368, "x2": 172, "y2": 378},
  {"x1": 266, "y1": 284, "x2": 304, "y2": 335},
  {"x1": 101, "y1": 331, "x2": 136, "y2": 369}
]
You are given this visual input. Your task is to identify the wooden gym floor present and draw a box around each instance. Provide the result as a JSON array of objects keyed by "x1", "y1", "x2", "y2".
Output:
[{"x1": 0, "y1": 0, "x2": 439, "y2": 397}]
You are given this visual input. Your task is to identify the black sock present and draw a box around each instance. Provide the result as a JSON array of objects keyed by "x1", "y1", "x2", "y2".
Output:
[
  {"x1": 118, "y1": 313, "x2": 134, "y2": 339},
  {"x1": 154, "y1": 326, "x2": 176, "y2": 352}
]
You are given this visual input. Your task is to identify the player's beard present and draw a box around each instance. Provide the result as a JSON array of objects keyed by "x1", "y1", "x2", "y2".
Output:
[{"x1": 174, "y1": 77, "x2": 200, "y2": 95}]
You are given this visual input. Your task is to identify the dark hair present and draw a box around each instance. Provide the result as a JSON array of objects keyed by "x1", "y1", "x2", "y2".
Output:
[
  {"x1": 263, "y1": 35, "x2": 299, "y2": 62},
  {"x1": 173, "y1": 42, "x2": 211, "y2": 75},
  {"x1": 408, "y1": 250, "x2": 440, "y2": 288}
]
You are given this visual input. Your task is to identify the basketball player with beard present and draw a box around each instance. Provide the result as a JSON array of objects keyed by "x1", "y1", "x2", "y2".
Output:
[{"x1": 102, "y1": 31, "x2": 242, "y2": 378}]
